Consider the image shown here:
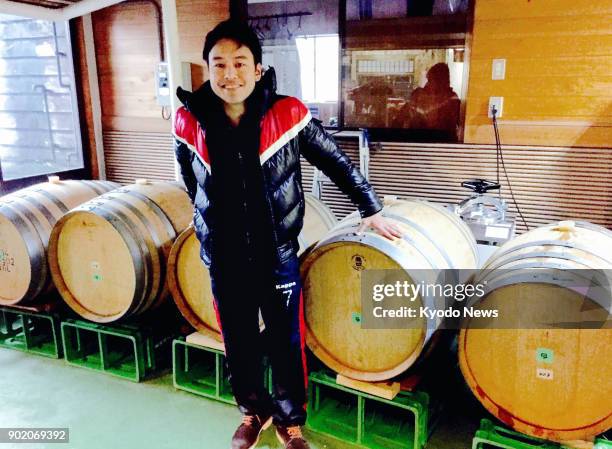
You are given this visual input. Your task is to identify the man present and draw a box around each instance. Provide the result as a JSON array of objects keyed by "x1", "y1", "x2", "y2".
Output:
[
  {"x1": 393, "y1": 63, "x2": 460, "y2": 142},
  {"x1": 173, "y1": 19, "x2": 401, "y2": 449}
]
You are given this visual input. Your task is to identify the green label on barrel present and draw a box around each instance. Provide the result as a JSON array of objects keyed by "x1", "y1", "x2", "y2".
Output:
[
  {"x1": 351, "y1": 312, "x2": 362, "y2": 324},
  {"x1": 93, "y1": 274, "x2": 103, "y2": 282},
  {"x1": 536, "y1": 348, "x2": 554, "y2": 364},
  {"x1": 0, "y1": 249, "x2": 14, "y2": 272}
]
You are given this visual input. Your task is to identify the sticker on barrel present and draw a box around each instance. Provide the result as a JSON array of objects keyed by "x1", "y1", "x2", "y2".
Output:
[
  {"x1": 0, "y1": 249, "x2": 15, "y2": 273},
  {"x1": 351, "y1": 254, "x2": 366, "y2": 271},
  {"x1": 536, "y1": 368, "x2": 553, "y2": 380},
  {"x1": 536, "y1": 348, "x2": 554, "y2": 364},
  {"x1": 91, "y1": 261, "x2": 102, "y2": 281}
]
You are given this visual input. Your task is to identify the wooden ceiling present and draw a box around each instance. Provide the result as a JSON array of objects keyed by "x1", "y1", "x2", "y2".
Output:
[
  {"x1": 5, "y1": 0, "x2": 85, "y2": 10},
  {"x1": 1, "y1": 0, "x2": 128, "y2": 20}
]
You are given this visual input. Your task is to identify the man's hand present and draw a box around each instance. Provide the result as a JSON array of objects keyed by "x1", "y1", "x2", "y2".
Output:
[{"x1": 356, "y1": 211, "x2": 403, "y2": 241}]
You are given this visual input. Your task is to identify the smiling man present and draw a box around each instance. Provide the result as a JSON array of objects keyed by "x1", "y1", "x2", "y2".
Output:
[{"x1": 173, "y1": 19, "x2": 400, "y2": 449}]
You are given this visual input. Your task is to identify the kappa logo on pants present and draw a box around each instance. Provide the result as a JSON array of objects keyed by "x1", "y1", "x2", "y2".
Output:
[{"x1": 276, "y1": 281, "x2": 297, "y2": 308}]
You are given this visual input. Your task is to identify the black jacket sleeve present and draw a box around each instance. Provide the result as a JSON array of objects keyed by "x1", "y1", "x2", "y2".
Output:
[
  {"x1": 174, "y1": 138, "x2": 197, "y2": 203},
  {"x1": 299, "y1": 118, "x2": 383, "y2": 218}
]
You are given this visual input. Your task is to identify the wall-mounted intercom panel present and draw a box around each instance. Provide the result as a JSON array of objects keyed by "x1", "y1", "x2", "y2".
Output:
[
  {"x1": 156, "y1": 62, "x2": 193, "y2": 107},
  {"x1": 156, "y1": 62, "x2": 170, "y2": 106}
]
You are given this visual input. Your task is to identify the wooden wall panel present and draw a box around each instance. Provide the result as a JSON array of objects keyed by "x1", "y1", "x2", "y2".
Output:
[
  {"x1": 303, "y1": 139, "x2": 611, "y2": 233},
  {"x1": 302, "y1": 139, "x2": 612, "y2": 233},
  {"x1": 464, "y1": 0, "x2": 612, "y2": 148},
  {"x1": 176, "y1": 0, "x2": 229, "y2": 90},
  {"x1": 72, "y1": 0, "x2": 229, "y2": 182},
  {"x1": 103, "y1": 131, "x2": 175, "y2": 184},
  {"x1": 366, "y1": 142, "x2": 612, "y2": 233},
  {"x1": 71, "y1": 16, "x2": 99, "y2": 180},
  {"x1": 92, "y1": 1, "x2": 169, "y2": 132}
]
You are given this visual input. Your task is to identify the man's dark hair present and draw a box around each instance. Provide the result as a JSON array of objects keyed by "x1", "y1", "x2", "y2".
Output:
[{"x1": 202, "y1": 19, "x2": 262, "y2": 65}]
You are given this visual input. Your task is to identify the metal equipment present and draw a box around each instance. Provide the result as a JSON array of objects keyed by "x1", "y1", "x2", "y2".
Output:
[{"x1": 455, "y1": 179, "x2": 516, "y2": 266}]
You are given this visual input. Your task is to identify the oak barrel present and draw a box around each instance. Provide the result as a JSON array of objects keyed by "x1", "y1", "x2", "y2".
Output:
[
  {"x1": 301, "y1": 198, "x2": 478, "y2": 381},
  {"x1": 167, "y1": 194, "x2": 337, "y2": 340},
  {"x1": 0, "y1": 178, "x2": 120, "y2": 305},
  {"x1": 459, "y1": 220, "x2": 612, "y2": 441},
  {"x1": 48, "y1": 180, "x2": 192, "y2": 322}
]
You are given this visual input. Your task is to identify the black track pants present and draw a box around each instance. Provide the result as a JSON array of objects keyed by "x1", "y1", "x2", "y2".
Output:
[{"x1": 210, "y1": 253, "x2": 308, "y2": 426}]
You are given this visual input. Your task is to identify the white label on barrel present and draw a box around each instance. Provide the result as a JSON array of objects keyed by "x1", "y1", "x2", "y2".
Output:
[
  {"x1": 91, "y1": 261, "x2": 102, "y2": 281},
  {"x1": 536, "y1": 368, "x2": 553, "y2": 380},
  {"x1": 485, "y1": 225, "x2": 509, "y2": 239}
]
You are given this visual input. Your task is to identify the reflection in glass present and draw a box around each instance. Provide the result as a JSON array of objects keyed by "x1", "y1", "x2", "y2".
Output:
[
  {"x1": 393, "y1": 62, "x2": 460, "y2": 137},
  {"x1": 346, "y1": 0, "x2": 468, "y2": 19},
  {"x1": 343, "y1": 48, "x2": 464, "y2": 141}
]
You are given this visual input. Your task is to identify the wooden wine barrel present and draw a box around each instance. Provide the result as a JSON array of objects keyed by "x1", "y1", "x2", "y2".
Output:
[
  {"x1": 0, "y1": 178, "x2": 120, "y2": 305},
  {"x1": 48, "y1": 181, "x2": 192, "y2": 323},
  {"x1": 301, "y1": 198, "x2": 478, "y2": 381},
  {"x1": 459, "y1": 220, "x2": 612, "y2": 441},
  {"x1": 297, "y1": 194, "x2": 337, "y2": 255},
  {"x1": 167, "y1": 194, "x2": 337, "y2": 340}
]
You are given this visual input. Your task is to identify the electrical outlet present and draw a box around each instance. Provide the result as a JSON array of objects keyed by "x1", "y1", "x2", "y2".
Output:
[{"x1": 488, "y1": 96, "x2": 503, "y2": 118}]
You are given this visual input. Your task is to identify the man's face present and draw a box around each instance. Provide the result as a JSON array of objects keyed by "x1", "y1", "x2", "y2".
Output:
[{"x1": 207, "y1": 38, "x2": 262, "y2": 106}]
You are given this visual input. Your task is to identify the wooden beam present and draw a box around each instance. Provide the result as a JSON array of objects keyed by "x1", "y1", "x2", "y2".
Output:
[
  {"x1": 82, "y1": 13, "x2": 106, "y2": 180},
  {"x1": 9, "y1": 0, "x2": 65, "y2": 9},
  {"x1": 0, "y1": 1, "x2": 62, "y2": 21},
  {"x1": 160, "y1": 0, "x2": 183, "y2": 182},
  {"x1": 61, "y1": 0, "x2": 126, "y2": 20},
  {"x1": 0, "y1": 0, "x2": 133, "y2": 21}
]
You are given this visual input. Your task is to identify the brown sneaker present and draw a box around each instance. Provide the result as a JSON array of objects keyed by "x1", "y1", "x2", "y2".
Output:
[
  {"x1": 231, "y1": 414, "x2": 272, "y2": 449},
  {"x1": 275, "y1": 425, "x2": 311, "y2": 449}
]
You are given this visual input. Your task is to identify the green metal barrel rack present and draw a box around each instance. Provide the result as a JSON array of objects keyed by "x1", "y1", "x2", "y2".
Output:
[
  {"x1": 61, "y1": 318, "x2": 180, "y2": 382},
  {"x1": 473, "y1": 419, "x2": 612, "y2": 449},
  {"x1": 0, "y1": 306, "x2": 62, "y2": 358},
  {"x1": 307, "y1": 370, "x2": 433, "y2": 449},
  {"x1": 172, "y1": 336, "x2": 273, "y2": 405}
]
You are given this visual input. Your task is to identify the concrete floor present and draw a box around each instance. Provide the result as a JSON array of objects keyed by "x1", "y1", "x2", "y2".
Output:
[{"x1": 0, "y1": 348, "x2": 480, "y2": 449}]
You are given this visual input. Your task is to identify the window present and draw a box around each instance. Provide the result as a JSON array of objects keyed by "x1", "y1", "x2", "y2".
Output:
[
  {"x1": 0, "y1": 14, "x2": 84, "y2": 181},
  {"x1": 343, "y1": 48, "x2": 465, "y2": 141},
  {"x1": 245, "y1": 1, "x2": 471, "y2": 141},
  {"x1": 341, "y1": 0, "x2": 470, "y2": 141},
  {"x1": 294, "y1": 35, "x2": 339, "y2": 104},
  {"x1": 346, "y1": 0, "x2": 469, "y2": 19},
  {"x1": 249, "y1": 0, "x2": 340, "y2": 126}
]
